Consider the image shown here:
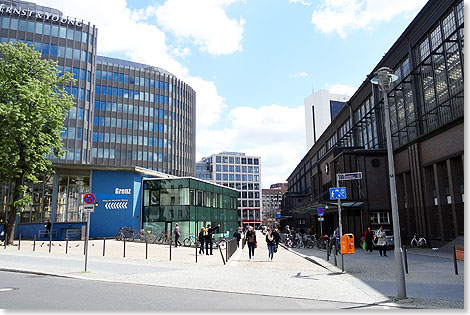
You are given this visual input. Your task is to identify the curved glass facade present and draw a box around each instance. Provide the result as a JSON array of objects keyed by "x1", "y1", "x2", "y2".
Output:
[
  {"x1": 92, "y1": 56, "x2": 196, "y2": 176},
  {"x1": 0, "y1": 0, "x2": 196, "y2": 177}
]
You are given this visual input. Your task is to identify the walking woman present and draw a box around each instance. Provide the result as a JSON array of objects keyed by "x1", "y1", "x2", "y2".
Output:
[
  {"x1": 266, "y1": 227, "x2": 275, "y2": 261},
  {"x1": 246, "y1": 226, "x2": 257, "y2": 261},
  {"x1": 375, "y1": 226, "x2": 387, "y2": 256}
]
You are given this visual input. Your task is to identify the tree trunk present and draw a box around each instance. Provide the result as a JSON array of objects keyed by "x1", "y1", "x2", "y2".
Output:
[{"x1": 6, "y1": 176, "x2": 23, "y2": 245}]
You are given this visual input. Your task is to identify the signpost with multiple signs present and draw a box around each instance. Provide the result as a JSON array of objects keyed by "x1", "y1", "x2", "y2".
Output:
[{"x1": 83, "y1": 193, "x2": 95, "y2": 272}]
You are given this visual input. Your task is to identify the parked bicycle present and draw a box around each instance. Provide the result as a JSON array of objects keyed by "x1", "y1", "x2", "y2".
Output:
[
  {"x1": 114, "y1": 226, "x2": 135, "y2": 241},
  {"x1": 156, "y1": 232, "x2": 172, "y2": 245},
  {"x1": 133, "y1": 230, "x2": 157, "y2": 243},
  {"x1": 183, "y1": 235, "x2": 196, "y2": 247},
  {"x1": 213, "y1": 237, "x2": 227, "y2": 250},
  {"x1": 410, "y1": 233, "x2": 427, "y2": 248}
]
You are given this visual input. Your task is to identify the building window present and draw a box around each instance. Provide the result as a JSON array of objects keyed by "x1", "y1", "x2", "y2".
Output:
[{"x1": 369, "y1": 212, "x2": 390, "y2": 225}]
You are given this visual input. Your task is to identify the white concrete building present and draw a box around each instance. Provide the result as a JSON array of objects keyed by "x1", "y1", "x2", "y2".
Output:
[
  {"x1": 304, "y1": 89, "x2": 350, "y2": 150},
  {"x1": 196, "y1": 152, "x2": 262, "y2": 228}
]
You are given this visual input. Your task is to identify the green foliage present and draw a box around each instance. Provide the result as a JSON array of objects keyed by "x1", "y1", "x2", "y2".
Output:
[{"x1": 0, "y1": 42, "x2": 75, "y2": 217}]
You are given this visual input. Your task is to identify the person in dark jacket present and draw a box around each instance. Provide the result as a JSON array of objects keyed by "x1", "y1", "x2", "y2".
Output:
[
  {"x1": 273, "y1": 226, "x2": 281, "y2": 252},
  {"x1": 364, "y1": 226, "x2": 374, "y2": 254},
  {"x1": 233, "y1": 229, "x2": 241, "y2": 248},
  {"x1": 44, "y1": 220, "x2": 52, "y2": 238},
  {"x1": 198, "y1": 227, "x2": 206, "y2": 254},
  {"x1": 266, "y1": 227, "x2": 276, "y2": 261},
  {"x1": 204, "y1": 224, "x2": 220, "y2": 255},
  {"x1": 246, "y1": 225, "x2": 257, "y2": 261}
]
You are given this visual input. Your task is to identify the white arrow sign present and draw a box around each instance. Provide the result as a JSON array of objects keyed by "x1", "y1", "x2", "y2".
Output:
[{"x1": 105, "y1": 201, "x2": 128, "y2": 210}]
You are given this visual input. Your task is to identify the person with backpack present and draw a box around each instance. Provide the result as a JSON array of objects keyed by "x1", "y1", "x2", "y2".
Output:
[
  {"x1": 273, "y1": 226, "x2": 281, "y2": 253},
  {"x1": 246, "y1": 225, "x2": 257, "y2": 261}
]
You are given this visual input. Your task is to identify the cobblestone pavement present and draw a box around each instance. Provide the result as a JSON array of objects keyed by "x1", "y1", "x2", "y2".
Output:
[{"x1": 284, "y1": 244, "x2": 464, "y2": 309}]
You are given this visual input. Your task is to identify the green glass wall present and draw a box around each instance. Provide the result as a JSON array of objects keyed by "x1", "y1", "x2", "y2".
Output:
[{"x1": 142, "y1": 178, "x2": 238, "y2": 240}]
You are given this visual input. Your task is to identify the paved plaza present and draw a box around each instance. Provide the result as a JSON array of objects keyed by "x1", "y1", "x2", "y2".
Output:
[{"x1": 0, "y1": 232, "x2": 464, "y2": 309}]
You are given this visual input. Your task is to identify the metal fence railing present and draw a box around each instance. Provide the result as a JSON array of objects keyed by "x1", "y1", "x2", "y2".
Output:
[{"x1": 225, "y1": 238, "x2": 238, "y2": 261}]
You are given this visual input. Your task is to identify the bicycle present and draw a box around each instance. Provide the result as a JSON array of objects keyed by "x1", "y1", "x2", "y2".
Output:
[
  {"x1": 156, "y1": 232, "x2": 171, "y2": 245},
  {"x1": 183, "y1": 235, "x2": 196, "y2": 247},
  {"x1": 114, "y1": 226, "x2": 135, "y2": 241},
  {"x1": 134, "y1": 230, "x2": 157, "y2": 243},
  {"x1": 329, "y1": 236, "x2": 341, "y2": 255},
  {"x1": 410, "y1": 233, "x2": 427, "y2": 248}
]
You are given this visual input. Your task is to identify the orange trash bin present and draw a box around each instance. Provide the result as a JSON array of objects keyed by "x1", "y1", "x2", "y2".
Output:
[{"x1": 341, "y1": 234, "x2": 355, "y2": 254}]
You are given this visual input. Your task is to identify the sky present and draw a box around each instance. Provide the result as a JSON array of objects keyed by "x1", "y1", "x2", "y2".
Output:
[{"x1": 36, "y1": 0, "x2": 428, "y2": 188}]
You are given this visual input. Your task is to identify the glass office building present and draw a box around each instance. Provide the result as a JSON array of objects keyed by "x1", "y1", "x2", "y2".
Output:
[
  {"x1": 142, "y1": 178, "x2": 239, "y2": 240},
  {"x1": 0, "y1": 0, "x2": 196, "y2": 229}
]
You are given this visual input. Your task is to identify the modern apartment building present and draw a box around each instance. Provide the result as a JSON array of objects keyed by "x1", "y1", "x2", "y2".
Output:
[
  {"x1": 262, "y1": 183, "x2": 287, "y2": 226},
  {"x1": 304, "y1": 89, "x2": 350, "y2": 149},
  {"x1": 196, "y1": 152, "x2": 262, "y2": 228}
]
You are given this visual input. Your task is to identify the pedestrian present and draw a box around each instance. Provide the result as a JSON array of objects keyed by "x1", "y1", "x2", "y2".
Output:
[
  {"x1": 44, "y1": 220, "x2": 51, "y2": 238},
  {"x1": 364, "y1": 226, "x2": 374, "y2": 254},
  {"x1": 273, "y1": 226, "x2": 281, "y2": 253},
  {"x1": 266, "y1": 227, "x2": 275, "y2": 261},
  {"x1": 198, "y1": 227, "x2": 205, "y2": 254},
  {"x1": 205, "y1": 224, "x2": 220, "y2": 255},
  {"x1": 233, "y1": 229, "x2": 241, "y2": 248},
  {"x1": 375, "y1": 226, "x2": 387, "y2": 256},
  {"x1": 173, "y1": 223, "x2": 182, "y2": 247},
  {"x1": 246, "y1": 225, "x2": 257, "y2": 261}
]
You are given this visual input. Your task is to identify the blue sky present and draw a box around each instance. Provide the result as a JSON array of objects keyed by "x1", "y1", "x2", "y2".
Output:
[{"x1": 38, "y1": 0, "x2": 428, "y2": 187}]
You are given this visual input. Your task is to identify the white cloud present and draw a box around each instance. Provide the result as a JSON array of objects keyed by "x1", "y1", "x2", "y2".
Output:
[
  {"x1": 311, "y1": 0, "x2": 427, "y2": 38},
  {"x1": 324, "y1": 83, "x2": 356, "y2": 96},
  {"x1": 197, "y1": 104, "x2": 307, "y2": 187},
  {"x1": 291, "y1": 72, "x2": 309, "y2": 77},
  {"x1": 289, "y1": 0, "x2": 312, "y2": 6},
  {"x1": 152, "y1": 0, "x2": 245, "y2": 55}
]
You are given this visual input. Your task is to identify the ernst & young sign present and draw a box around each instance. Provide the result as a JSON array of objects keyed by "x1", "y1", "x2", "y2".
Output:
[{"x1": 0, "y1": 4, "x2": 84, "y2": 27}]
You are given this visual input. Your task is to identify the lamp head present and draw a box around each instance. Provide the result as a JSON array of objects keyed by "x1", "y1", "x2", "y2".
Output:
[{"x1": 370, "y1": 67, "x2": 398, "y2": 92}]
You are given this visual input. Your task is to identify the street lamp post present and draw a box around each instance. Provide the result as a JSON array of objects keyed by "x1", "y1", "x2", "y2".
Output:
[{"x1": 371, "y1": 67, "x2": 406, "y2": 298}]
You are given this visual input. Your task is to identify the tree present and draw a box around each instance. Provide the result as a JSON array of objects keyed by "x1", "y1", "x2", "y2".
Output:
[{"x1": 0, "y1": 42, "x2": 75, "y2": 245}]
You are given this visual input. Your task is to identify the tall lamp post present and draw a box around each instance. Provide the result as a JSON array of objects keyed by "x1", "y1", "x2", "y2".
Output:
[{"x1": 371, "y1": 67, "x2": 406, "y2": 298}]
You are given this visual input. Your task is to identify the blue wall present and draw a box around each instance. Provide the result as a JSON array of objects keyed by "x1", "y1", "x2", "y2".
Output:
[{"x1": 89, "y1": 170, "x2": 151, "y2": 238}]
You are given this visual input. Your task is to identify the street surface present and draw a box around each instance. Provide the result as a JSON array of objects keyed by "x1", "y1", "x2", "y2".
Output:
[
  {"x1": 0, "y1": 271, "x2": 389, "y2": 310},
  {"x1": 0, "y1": 231, "x2": 463, "y2": 310}
]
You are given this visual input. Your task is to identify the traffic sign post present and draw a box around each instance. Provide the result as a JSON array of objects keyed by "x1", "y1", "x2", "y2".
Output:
[
  {"x1": 82, "y1": 193, "x2": 95, "y2": 272},
  {"x1": 317, "y1": 207, "x2": 324, "y2": 236}
]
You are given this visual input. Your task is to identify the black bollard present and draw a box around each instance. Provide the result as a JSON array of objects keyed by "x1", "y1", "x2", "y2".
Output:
[
  {"x1": 49, "y1": 234, "x2": 52, "y2": 253},
  {"x1": 453, "y1": 245, "x2": 458, "y2": 275},
  {"x1": 145, "y1": 239, "x2": 148, "y2": 259},
  {"x1": 33, "y1": 235, "x2": 36, "y2": 252},
  {"x1": 326, "y1": 238, "x2": 330, "y2": 261},
  {"x1": 334, "y1": 242, "x2": 337, "y2": 267},
  {"x1": 4, "y1": 234, "x2": 6, "y2": 249},
  {"x1": 66, "y1": 237, "x2": 69, "y2": 254},
  {"x1": 18, "y1": 234, "x2": 21, "y2": 250},
  {"x1": 103, "y1": 238, "x2": 106, "y2": 256},
  {"x1": 195, "y1": 241, "x2": 198, "y2": 263},
  {"x1": 403, "y1": 245, "x2": 408, "y2": 274},
  {"x1": 123, "y1": 239, "x2": 126, "y2": 258},
  {"x1": 169, "y1": 237, "x2": 172, "y2": 261}
]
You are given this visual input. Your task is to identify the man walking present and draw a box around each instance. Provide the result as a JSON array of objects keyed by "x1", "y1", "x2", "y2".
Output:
[
  {"x1": 273, "y1": 226, "x2": 281, "y2": 252},
  {"x1": 173, "y1": 223, "x2": 182, "y2": 247}
]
